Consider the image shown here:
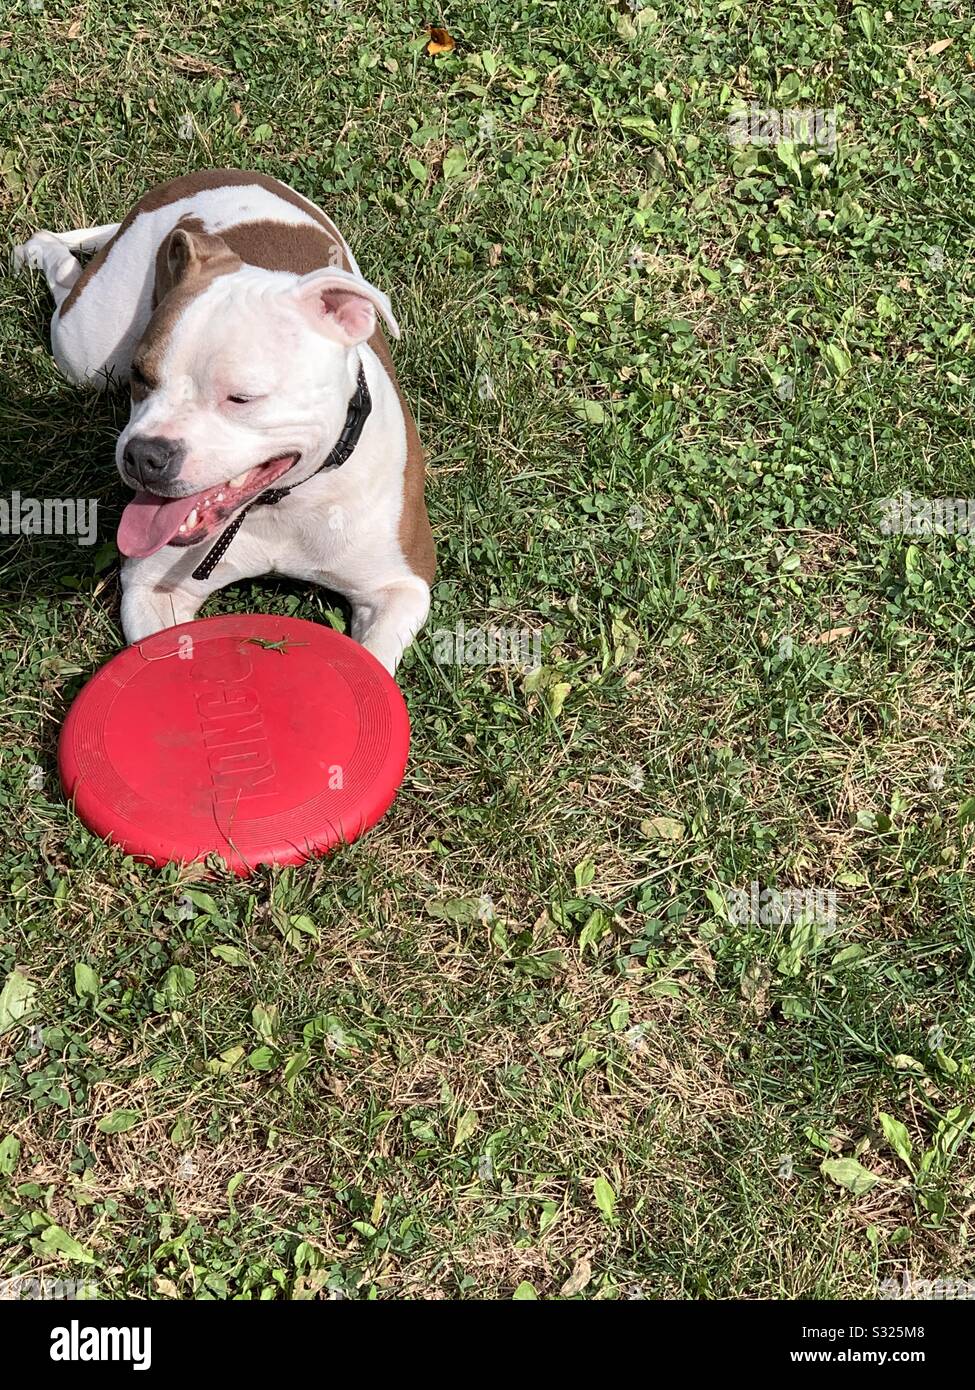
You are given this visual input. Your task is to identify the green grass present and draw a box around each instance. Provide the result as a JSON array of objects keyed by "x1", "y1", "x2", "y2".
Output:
[{"x1": 2, "y1": 0, "x2": 975, "y2": 1300}]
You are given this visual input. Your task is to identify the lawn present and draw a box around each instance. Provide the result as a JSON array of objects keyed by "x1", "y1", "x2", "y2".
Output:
[{"x1": 1, "y1": 0, "x2": 975, "y2": 1301}]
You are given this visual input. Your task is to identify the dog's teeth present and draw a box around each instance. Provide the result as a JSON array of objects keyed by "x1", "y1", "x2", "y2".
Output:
[
  {"x1": 186, "y1": 508, "x2": 199, "y2": 528},
  {"x1": 231, "y1": 471, "x2": 251, "y2": 488},
  {"x1": 216, "y1": 491, "x2": 225, "y2": 502},
  {"x1": 179, "y1": 523, "x2": 187, "y2": 533}
]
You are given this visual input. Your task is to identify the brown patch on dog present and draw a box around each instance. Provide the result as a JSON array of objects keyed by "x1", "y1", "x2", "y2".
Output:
[
  {"x1": 131, "y1": 169, "x2": 352, "y2": 247},
  {"x1": 217, "y1": 218, "x2": 351, "y2": 277},
  {"x1": 368, "y1": 329, "x2": 435, "y2": 585},
  {"x1": 60, "y1": 169, "x2": 351, "y2": 318},
  {"x1": 131, "y1": 222, "x2": 242, "y2": 395},
  {"x1": 151, "y1": 216, "x2": 211, "y2": 306}
]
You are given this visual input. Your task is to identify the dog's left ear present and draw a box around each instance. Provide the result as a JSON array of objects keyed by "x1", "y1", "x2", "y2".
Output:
[
  {"x1": 291, "y1": 267, "x2": 400, "y2": 345},
  {"x1": 155, "y1": 224, "x2": 239, "y2": 305}
]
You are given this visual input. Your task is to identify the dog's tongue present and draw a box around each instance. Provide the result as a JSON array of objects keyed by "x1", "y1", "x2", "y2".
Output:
[{"x1": 117, "y1": 491, "x2": 203, "y2": 559}]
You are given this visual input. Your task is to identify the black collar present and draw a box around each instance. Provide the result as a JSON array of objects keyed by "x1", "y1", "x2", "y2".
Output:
[{"x1": 191, "y1": 363, "x2": 372, "y2": 582}]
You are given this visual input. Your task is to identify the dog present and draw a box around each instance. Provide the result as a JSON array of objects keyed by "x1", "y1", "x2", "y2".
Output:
[{"x1": 14, "y1": 169, "x2": 434, "y2": 675}]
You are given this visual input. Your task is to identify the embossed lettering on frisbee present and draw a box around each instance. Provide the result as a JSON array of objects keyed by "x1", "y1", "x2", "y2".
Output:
[{"x1": 58, "y1": 614, "x2": 410, "y2": 874}]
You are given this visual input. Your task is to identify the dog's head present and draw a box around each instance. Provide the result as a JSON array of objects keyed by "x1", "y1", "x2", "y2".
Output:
[{"x1": 116, "y1": 225, "x2": 398, "y2": 559}]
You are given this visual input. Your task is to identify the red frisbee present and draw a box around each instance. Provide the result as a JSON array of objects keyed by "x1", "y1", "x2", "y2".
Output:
[{"x1": 58, "y1": 614, "x2": 410, "y2": 874}]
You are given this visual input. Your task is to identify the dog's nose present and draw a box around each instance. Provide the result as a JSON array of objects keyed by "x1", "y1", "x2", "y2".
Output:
[{"x1": 122, "y1": 436, "x2": 186, "y2": 489}]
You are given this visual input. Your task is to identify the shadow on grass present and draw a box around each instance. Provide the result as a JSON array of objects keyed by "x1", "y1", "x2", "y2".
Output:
[{"x1": 1, "y1": 373, "x2": 351, "y2": 636}]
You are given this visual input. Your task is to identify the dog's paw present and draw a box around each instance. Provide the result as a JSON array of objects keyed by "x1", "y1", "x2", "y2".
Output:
[
  {"x1": 358, "y1": 631, "x2": 403, "y2": 677},
  {"x1": 11, "y1": 231, "x2": 59, "y2": 274},
  {"x1": 11, "y1": 237, "x2": 43, "y2": 274}
]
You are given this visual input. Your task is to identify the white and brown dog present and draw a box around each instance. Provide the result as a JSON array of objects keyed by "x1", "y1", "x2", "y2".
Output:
[{"x1": 14, "y1": 169, "x2": 434, "y2": 674}]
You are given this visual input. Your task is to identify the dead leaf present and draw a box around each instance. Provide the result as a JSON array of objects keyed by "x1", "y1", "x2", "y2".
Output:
[
  {"x1": 164, "y1": 53, "x2": 228, "y2": 77},
  {"x1": 812, "y1": 625, "x2": 854, "y2": 644},
  {"x1": 67, "y1": 19, "x2": 81, "y2": 38},
  {"x1": 531, "y1": 907, "x2": 551, "y2": 937},
  {"x1": 741, "y1": 960, "x2": 772, "y2": 1016},
  {"x1": 488, "y1": 242, "x2": 503, "y2": 267},
  {"x1": 690, "y1": 942, "x2": 717, "y2": 984},
  {"x1": 640, "y1": 815, "x2": 684, "y2": 842},
  {"x1": 560, "y1": 1256, "x2": 592, "y2": 1297},
  {"x1": 452, "y1": 1108, "x2": 478, "y2": 1149},
  {"x1": 928, "y1": 38, "x2": 953, "y2": 56},
  {"x1": 426, "y1": 25, "x2": 455, "y2": 55}
]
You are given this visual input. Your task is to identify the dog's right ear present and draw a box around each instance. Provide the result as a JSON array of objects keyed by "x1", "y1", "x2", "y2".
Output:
[
  {"x1": 289, "y1": 266, "x2": 400, "y2": 345},
  {"x1": 154, "y1": 223, "x2": 238, "y2": 304}
]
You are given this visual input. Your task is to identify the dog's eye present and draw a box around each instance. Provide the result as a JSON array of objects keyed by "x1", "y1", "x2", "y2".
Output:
[{"x1": 227, "y1": 393, "x2": 262, "y2": 405}]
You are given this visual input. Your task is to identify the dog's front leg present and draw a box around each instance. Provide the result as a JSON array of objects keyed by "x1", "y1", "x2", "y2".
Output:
[
  {"x1": 119, "y1": 529, "x2": 277, "y2": 646},
  {"x1": 119, "y1": 561, "x2": 207, "y2": 644},
  {"x1": 349, "y1": 576, "x2": 431, "y2": 676}
]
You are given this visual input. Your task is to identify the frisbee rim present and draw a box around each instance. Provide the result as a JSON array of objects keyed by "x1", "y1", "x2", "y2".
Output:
[{"x1": 57, "y1": 615, "x2": 410, "y2": 874}]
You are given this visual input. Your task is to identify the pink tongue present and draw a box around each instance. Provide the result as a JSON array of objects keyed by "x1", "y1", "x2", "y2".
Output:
[{"x1": 117, "y1": 491, "x2": 204, "y2": 559}]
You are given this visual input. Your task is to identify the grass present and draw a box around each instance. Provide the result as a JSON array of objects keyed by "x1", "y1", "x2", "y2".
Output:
[{"x1": 1, "y1": 0, "x2": 975, "y2": 1300}]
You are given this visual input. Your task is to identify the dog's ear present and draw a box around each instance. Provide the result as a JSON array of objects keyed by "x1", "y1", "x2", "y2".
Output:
[
  {"x1": 290, "y1": 266, "x2": 400, "y2": 345},
  {"x1": 154, "y1": 224, "x2": 238, "y2": 304}
]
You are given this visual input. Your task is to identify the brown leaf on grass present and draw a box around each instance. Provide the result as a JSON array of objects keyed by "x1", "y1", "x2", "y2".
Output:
[
  {"x1": 425, "y1": 25, "x2": 455, "y2": 55},
  {"x1": 560, "y1": 1256, "x2": 592, "y2": 1297},
  {"x1": 640, "y1": 815, "x2": 684, "y2": 841},
  {"x1": 928, "y1": 38, "x2": 953, "y2": 56},
  {"x1": 67, "y1": 20, "x2": 82, "y2": 38},
  {"x1": 812, "y1": 625, "x2": 854, "y2": 644},
  {"x1": 163, "y1": 52, "x2": 228, "y2": 78},
  {"x1": 741, "y1": 960, "x2": 772, "y2": 1017}
]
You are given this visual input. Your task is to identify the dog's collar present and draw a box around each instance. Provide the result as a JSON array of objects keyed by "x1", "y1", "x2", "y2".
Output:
[{"x1": 190, "y1": 363, "x2": 372, "y2": 583}]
